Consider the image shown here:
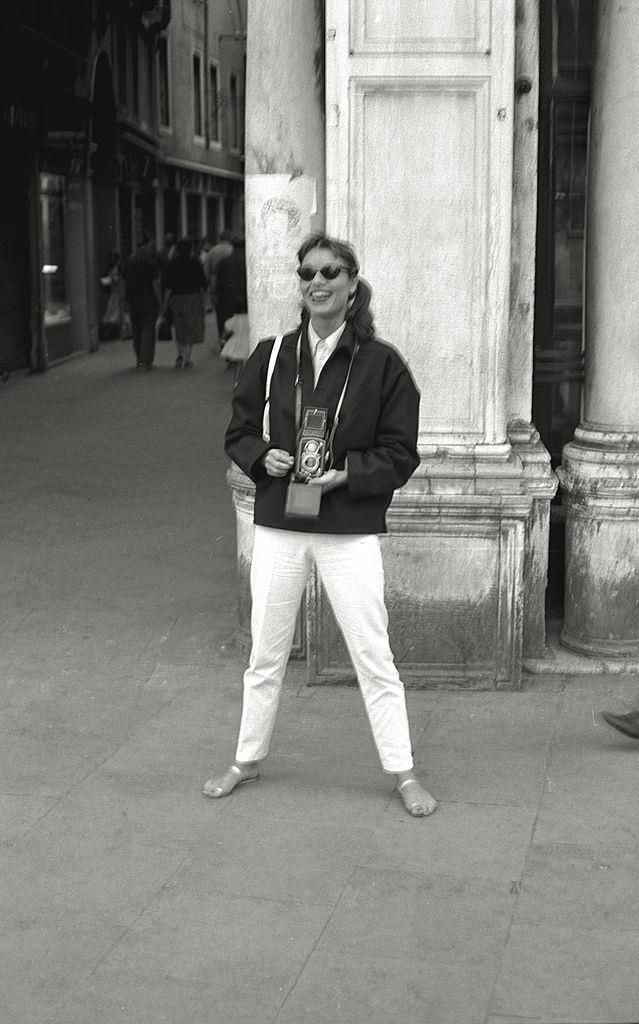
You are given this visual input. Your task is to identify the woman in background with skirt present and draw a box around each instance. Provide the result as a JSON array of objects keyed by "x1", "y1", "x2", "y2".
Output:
[{"x1": 161, "y1": 238, "x2": 208, "y2": 369}]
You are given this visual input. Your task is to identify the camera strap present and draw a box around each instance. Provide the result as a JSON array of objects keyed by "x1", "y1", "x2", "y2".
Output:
[
  {"x1": 262, "y1": 334, "x2": 284, "y2": 443},
  {"x1": 294, "y1": 331, "x2": 360, "y2": 471}
]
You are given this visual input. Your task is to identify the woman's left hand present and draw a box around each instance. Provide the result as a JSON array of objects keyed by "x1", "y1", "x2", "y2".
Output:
[{"x1": 307, "y1": 468, "x2": 348, "y2": 493}]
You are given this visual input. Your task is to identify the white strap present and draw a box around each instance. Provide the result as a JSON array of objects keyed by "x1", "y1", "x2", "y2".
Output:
[{"x1": 262, "y1": 334, "x2": 283, "y2": 443}]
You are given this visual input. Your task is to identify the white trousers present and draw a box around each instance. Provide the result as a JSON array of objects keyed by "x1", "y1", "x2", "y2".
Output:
[{"x1": 235, "y1": 526, "x2": 414, "y2": 773}]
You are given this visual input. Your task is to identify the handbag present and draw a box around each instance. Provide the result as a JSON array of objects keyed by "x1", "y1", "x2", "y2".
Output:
[{"x1": 156, "y1": 315, "x2": 172, "y2": 341}]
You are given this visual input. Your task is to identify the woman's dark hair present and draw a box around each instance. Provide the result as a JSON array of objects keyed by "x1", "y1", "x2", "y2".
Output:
[{"x1": 296, "y1": 232, "x2": 376, "y2": 342}]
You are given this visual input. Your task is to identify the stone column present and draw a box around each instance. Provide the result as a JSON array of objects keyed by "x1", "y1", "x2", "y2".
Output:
[
  {"x1": 559, "y1": 1, "x2": 639, "y2": 656},
  {"x1": 229, "y1": 0, "x2": 325, "y2": 644},
  {"x1": 244, "y1": 0, "x2": 325, "y2": 350}
]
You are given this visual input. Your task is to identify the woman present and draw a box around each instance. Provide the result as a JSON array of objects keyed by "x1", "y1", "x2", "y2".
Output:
[
  {"x1": 161, "y1": 238, "x2": 208, "y2": 368},
  {"x1": 99, "y1": 251, "x2": 125, "y2": 340},
  {"x1": 204, "y1": 233, "x2": 437, "y2": 817}
]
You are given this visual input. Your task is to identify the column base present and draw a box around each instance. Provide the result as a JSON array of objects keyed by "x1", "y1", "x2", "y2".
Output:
[
  {"x1": 307, "y1": 452, "x2": 532, "y2": 689},
  {"x1": 508, "y1": 420, "x2": 558, "y2": 658},
  {"x1": 558, "y1": 425, "x2": 639, "y2": 658}
]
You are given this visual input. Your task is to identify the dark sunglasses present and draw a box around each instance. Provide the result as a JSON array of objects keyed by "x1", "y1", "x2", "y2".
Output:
[{"x1": 296, "y1": 263, "x2": 348, "y2": 281}]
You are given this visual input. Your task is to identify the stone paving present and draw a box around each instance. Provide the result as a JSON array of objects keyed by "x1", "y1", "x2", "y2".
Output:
[{"x1": 1, "y1": 340, "x2": 639, "y2": 1024}]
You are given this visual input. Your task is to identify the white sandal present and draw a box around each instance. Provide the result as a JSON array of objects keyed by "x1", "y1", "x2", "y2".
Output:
[
  {"x1": 203, "y1": 764, "x2": 260, "y2": 799},
  {"x1": 396, "y1": 777, "x2": 436, "y2": 817}
]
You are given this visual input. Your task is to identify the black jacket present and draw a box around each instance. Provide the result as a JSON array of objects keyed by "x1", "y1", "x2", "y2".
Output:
[
  {"x1": 215, "y1": 246, "x2": 248, "y2": 315},
  {"x1": 225, "y1": 322, "x2": 420, "y2": 534}
]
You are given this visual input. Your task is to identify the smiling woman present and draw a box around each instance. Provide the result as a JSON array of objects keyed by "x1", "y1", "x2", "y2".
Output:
[{"x1": 202, "y1": 232, "x2": 439, "y2": 819}]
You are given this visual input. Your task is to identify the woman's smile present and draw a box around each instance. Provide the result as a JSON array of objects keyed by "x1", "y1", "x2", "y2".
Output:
[{"x1": 308, "y1": 288, "x2": 333, "y2": 303}]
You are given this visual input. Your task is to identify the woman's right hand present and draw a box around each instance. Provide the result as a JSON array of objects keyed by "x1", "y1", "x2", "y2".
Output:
[{"x1": 262, "y1": 449, "x2": 294, "y2": 477}]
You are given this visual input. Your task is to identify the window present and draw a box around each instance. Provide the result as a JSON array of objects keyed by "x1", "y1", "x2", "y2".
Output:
[
  {"x1": 209, "y1": 63, "x2": 220, "y2": 142},
  {"x1": 193, "y1": 53, "x2": 203, "y2": 137},
  {"x1": 229, "y1": 73, "x2": 239, "y2": 149},
  {"x1": 157, "y1": 35, "x2": 170, "y2": 127},
  {"x1": 40, "y1": 174, "x2": 69, "y2": 325}
]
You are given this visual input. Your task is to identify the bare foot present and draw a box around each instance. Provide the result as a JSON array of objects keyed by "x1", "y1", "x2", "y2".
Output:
[
  {"x1": 396, "y1": 776, "x2": 437, "y2": 817},
  {"x1": 202, "y1": 763, "x2": 259, "y2": 799}
]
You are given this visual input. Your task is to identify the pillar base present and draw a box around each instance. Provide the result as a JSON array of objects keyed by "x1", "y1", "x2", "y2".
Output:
[
  {"x1": 558, "y1": 425, "x2": 639, "y2": 658},
  {"x1": 508, "y1": 420, "x2": 558, "y2": 657},
  {"x1": 308, "y1": 453, "x2": 532, "y2": 689}
]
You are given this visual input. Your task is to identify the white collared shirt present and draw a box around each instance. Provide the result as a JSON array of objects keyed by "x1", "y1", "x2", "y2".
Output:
[{"x1": 308, "y1": 320, "x2": 347, "y2": 387}]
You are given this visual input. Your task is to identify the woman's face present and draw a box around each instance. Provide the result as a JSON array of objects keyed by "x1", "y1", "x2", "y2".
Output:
[{"x1": 298, "y1": 246, "x2": 354, "y2": 324}]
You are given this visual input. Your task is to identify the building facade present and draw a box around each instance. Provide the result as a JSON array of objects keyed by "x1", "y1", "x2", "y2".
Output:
[
  {"x1": 0, "y1": 0, "x2": 246, "y2": 375},
  {"x1": 232, "y1": 0, "x2": 639, "y2": 686}
]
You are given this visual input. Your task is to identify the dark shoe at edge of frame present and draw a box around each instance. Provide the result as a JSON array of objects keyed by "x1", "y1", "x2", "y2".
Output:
[
  {"x1": 175, "y1": 356, "x2": 183, "y2": 369},
  {"x1": 600, "y1": 710, "x2": 639, "y2": 739}
]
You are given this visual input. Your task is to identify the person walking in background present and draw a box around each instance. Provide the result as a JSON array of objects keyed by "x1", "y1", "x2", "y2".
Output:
[
  {"x1": 161, "y1": 238, "x2": 208, "y2": 369},
  {"x1": 220, "y1": 310, "x2": 249, "y2": 388},
  {"x1": 158, "y1": 233, "x2": 176, "y2": 340},
  {"x1": 214, "y1": 234, "x2": 248, "y2": 338},
  {"x1": 158, "y1": 232, "x2": 176, "y2": 266},
  {"x1": 198, "y1": 237, "x2": 212, "y2": 267},
  {"x1": 204, "y1": 228, "x2": 233, "y2": 326},
  {"x1": 203, "y1": 232, "x2": 437, "y2": 818},
  {"x1": 123, "y1": 233, "x2": 161, "y2": 370},
  {"x1": 99, "y1": 251, "x2": 124, "y2": 340}
]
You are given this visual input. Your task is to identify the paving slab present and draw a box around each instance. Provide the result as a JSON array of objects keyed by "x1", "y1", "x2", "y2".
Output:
[
  {"x1": 0, "y1": 904, "x2": 127, "y2": 1024},
  {"x1": 513, "y1": 843, "x2": 639, "y2": 931},
  {"x1": 361, "y1": 801, "x2": 536, "y2": 883},
  {"x1": 317, "y1": 865, "x2": 514, "y2": 960},
  {"x1": 82, "y1": 890, "x2": 329, "y2": 1017},
  {"x1": 489, "y1": 923, "x2": 639, "y2": 1023},
  {"x1": 274, "y1": 948, "x2": 497, "y2": 1024}
]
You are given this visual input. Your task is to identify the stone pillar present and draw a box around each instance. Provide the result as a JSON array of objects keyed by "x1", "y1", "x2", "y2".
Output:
[
  {"x1": 229, "y1": 0, "x2": 325, "y2": 648},
  {"x1": 559, "y1": 2, "x2": 639, "y2": 656},
  {"x1": 244, "y1": 0, "x2": 325, "y2": 350}
]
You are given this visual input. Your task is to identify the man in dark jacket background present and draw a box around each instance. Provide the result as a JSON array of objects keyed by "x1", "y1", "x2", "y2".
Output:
[
  {"x1": 212, "y1": 234, "x2": 247, "y2": 337},
  {"x1": 123, "y1": 233, "x2": 161, "y2": 369}
]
